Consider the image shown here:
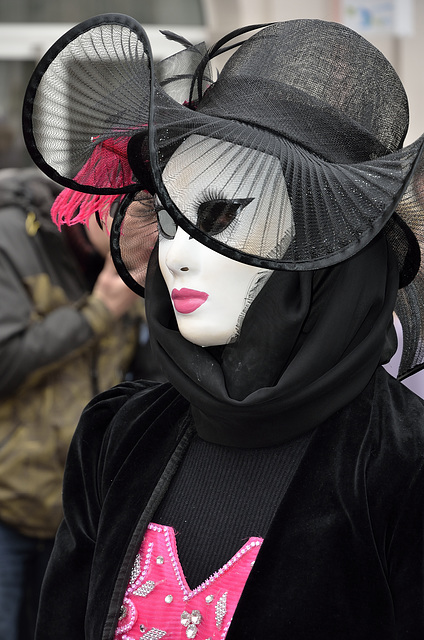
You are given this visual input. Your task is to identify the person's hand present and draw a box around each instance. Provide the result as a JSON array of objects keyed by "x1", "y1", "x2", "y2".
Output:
[{"x1": 92, "y1": 254, "x2": 139, "y2": 319}]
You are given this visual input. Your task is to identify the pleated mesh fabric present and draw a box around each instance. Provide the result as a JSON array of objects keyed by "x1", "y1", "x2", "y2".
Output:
[{"x1": 23, "y1": 14, "x2": 153, "y2": 193}]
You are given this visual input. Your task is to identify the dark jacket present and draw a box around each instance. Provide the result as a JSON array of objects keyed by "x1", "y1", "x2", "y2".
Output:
[
  {"x1": 0, "y1": 168, "x2": 141, "y2": 537},
  {"x1": 36, "y1": 366, "x2": 424, "y2": 639}
]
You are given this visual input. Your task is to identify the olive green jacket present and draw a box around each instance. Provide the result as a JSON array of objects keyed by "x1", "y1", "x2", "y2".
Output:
[{"x1": 0, "y1": 169, "x2": 141, "y2": 538}]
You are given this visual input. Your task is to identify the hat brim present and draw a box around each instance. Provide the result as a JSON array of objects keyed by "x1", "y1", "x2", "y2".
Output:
[{"x1": 141, "y1": 109, "x2": 424, "y2": 274}]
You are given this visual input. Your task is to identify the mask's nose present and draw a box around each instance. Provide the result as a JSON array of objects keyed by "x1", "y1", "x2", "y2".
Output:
[{"x1": 163, "y1": 227, "x2": 193, "y2": 275}]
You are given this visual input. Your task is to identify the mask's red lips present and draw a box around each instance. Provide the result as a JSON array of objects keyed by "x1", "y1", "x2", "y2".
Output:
[{"x1": 171, "y1": 288, "x2": 209, "y2": 314}]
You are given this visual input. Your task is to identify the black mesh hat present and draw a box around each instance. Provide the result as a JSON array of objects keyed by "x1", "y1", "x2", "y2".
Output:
[{"x1": 22, "y1": 14, "x2": 424, "y2": 379}]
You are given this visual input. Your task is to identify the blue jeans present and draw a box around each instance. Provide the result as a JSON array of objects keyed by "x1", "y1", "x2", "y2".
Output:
[{"x1": 0, "y1": 520, "x2": 54, "y2": 640}]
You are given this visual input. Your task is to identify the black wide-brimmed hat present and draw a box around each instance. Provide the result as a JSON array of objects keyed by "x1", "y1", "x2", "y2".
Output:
[{"x1": 22, "y1": 13, "x2": 424, "y2": 379}]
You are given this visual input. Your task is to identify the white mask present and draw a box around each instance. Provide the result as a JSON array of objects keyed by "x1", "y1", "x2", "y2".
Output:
[
  {"x1": 159, "y1": 225, "x2": 271, "y2": 346},
  {"x1": 158, "y1": 135, "x2": 293, "y2": 347}
]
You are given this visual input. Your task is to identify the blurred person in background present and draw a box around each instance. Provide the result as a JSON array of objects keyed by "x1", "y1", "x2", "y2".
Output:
[{"x1": 0, "y1": 167, "x2": 144, "y2": 640}]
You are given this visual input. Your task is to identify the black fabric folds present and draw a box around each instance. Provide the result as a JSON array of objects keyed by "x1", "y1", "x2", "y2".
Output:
[
  {"x1": 34, "y1": 365, "x2": 424, "y2": 639},
  {"x1": 146, "y1": 233, "x2": 399, "y2": 447}
]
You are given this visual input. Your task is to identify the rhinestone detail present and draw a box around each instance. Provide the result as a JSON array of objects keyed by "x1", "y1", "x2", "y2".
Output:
[
  {"x1": 139, "y1": 629, "x2": 167, "y2": 639},
  {"x1": 162, "y1": 526, "x2": 261, "y2": 602},
  {"x1": 134, "y1": 580, "x2": 156, "y2": 598},
  {"x1": 180, "y1": 610, "x2": 202, "y2": 638},
  {"x1": 180, "y1": 611, "x2": 191, "y2": 627},
  {"x1": 186, "y1": 624, "x2": 197, "y2": 639},
  {"x1": 130, "y1": 554, "x2": 141, "y2": 584},
  {"x1": 129, "y1": 541, "x2": 154, "y2": 592},
  {"x1": 114, "y1": 524, "x2": 263, "y2": 640},
  {"x1": 191, "y1": 610, "x2": 202, "y2": 626},
  {"x1": 115, "y1": 598, "x2": 136, "y2": 633},
  {"x1": 215, "y1": 592, "x2": 228, "y2": 629}
]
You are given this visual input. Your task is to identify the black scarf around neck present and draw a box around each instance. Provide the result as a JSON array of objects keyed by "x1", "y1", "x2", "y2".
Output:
[{"x1": 146, "y1": 233, "x2": 399, "y2": 447}]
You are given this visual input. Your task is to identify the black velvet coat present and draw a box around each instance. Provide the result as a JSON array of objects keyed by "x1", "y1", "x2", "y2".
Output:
[{"x1": 36, "y1": 367, "x2": 424, "y2": 639}]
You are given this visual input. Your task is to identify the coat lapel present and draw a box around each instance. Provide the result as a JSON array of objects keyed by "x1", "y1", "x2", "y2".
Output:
[{"x1": 86, "y1": 385, "x2": 194, "y2": 640}]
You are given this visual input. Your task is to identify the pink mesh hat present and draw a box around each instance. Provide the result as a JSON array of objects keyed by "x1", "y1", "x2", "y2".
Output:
[{"x1": 22, "y1": 14, "x2": 424, "y2": 378}]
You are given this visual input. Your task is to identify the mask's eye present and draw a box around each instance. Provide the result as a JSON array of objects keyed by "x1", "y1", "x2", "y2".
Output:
[
  {"x1": 196, "y1": 198, "x2": 253, "y2": 236},
  {"x1": 155, "y1": 196, "x2": 177, "y2": 239}
]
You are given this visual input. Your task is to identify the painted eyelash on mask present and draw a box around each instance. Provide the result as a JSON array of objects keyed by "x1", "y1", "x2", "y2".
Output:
[
  {"x1": 191, "y1": 189, "x2": 254, "y2": 236},
  {"x1": 156, "y1": 190, "x2": 255, "y2": 239}
]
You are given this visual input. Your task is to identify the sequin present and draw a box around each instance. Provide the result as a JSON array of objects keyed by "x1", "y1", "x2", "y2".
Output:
[
  {"x1": 205, "y1": 595, "x2": 214, "y2": 604},
  {"x1": 156, "y1": 556, "x2": 164, "y2": 565},
  {"x1": 118, "y1": 605, "x2": 127, "y2": 621},
  {"x1": 165, "y1": 595, "x2": 173, "y2": 604}
]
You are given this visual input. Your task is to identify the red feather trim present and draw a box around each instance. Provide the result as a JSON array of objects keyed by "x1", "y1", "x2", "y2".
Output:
[{"x1": 51, "y1": 136, "x2": 134, "y2": 228}]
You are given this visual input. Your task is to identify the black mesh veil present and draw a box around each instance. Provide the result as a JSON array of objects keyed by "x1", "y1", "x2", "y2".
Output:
[{"x1": 22, "y1": 14, "x2": 424, "y2": 379}]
